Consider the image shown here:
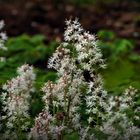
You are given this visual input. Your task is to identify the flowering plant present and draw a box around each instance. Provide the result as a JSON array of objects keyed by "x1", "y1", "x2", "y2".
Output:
[
  {"x1": 30, "y1": 19, "x2": 140, "y2": 140},
  {"x1": 1, "y1": 64, "x2": 36, "y2": 139},
  {"x1": 0, "y1": 20, "x2": 7, "y2": 62},
  {"x1": 0, "y1": 19, "x2": 139, "y2": 140}
]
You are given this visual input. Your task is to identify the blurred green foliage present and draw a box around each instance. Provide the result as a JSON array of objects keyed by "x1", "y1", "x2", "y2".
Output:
[
  {"x1": 0, "y1": 34, "x2": 57, "y2": 86},
  {"x1": 98, "y1": 30, "x2": 140, "y2": 94}
]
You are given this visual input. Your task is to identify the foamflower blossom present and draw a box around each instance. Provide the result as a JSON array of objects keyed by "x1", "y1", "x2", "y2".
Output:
[
  {"x1": 0, "y1": 18, "x2": 139, "y2": 140},
  {"x1": 0, "y1": 20, "x2": 7, "y2": 62},
  {"x1": 1, "y1": 64, "x2": 36, "y2": 139},
  {"x1": 30, "y1": 111, "x2": 65, "y2": 140},
  {"x1": 31, "y1": 18, "x2": 106, "y2": 140},
  {"x1": 31, "y1": 19, "x2": 140, "y2": 140},
  {"x1": 101, "y1": 86, "x2": 140, "y2": 140}
]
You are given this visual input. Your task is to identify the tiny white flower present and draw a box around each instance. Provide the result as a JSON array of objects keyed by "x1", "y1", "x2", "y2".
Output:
[
  {"x1": 1, "y1": 64, "x2": 35, "y2": 137},
  {"x1": 0, "y1": 20, "x2": 4, "y2": 29}
]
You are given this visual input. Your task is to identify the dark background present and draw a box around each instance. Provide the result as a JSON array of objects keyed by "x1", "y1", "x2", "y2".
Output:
[{"x1": 0, "y1": 0, "x2": 140, "y2": 46}]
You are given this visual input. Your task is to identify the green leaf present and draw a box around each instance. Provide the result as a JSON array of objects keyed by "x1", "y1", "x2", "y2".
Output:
[
  {"x1": 63, "y1": 132, "x2": 79, "y2": 140},
  {"x1": 97, "y1": 30, "x2": 115, "y2": 41},
  {"x1": 114, "y1": 39, "x2": 133, "y2": 54},
  {"x1": 31, "y1": 35, "x2": 45, "y2": 44},
  {"x1": 102, "y1": 59, "x2": 134, "y2": 93}
]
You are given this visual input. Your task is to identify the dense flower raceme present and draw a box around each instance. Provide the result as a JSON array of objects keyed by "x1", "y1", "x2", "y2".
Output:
[
  {"x1": 0, "y1": 19, "x2": 139, "y2": 140},
  {"x1": 101, "y1": 86, "x2": 140, "y2": 140},
  {"x1": 0, "y1": 20, "x2": 7, "y2": 62},
  {"x1": 31, "y1": 19, "x2": 140, "y2": 140},
  {"x1": 1, "y1": 64, "x2": 36, "y2": 139}
]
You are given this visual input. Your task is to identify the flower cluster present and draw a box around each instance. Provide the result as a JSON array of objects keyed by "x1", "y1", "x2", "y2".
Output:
[
  {"x1": 31, "y1": 19, "x2": 106, "y2": 140},
  {"x1": 1, "y1": 19, "x2": 139, "y2": 140},
  {"x1": 30, "y1": 110, "x2": 65, "y2": 140},
  {"x1": 31, "y1": 19, "x2": 140, "y2": 140},
  {"x1": 0, "y1": 20, "x2": 7, "y2": 62},
  {"x1": 100, "y1": 86, "x2": 140, "y2": 140},
  {"x1": 1, "y1": 64, "x2": 36, "y2": 139}
]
